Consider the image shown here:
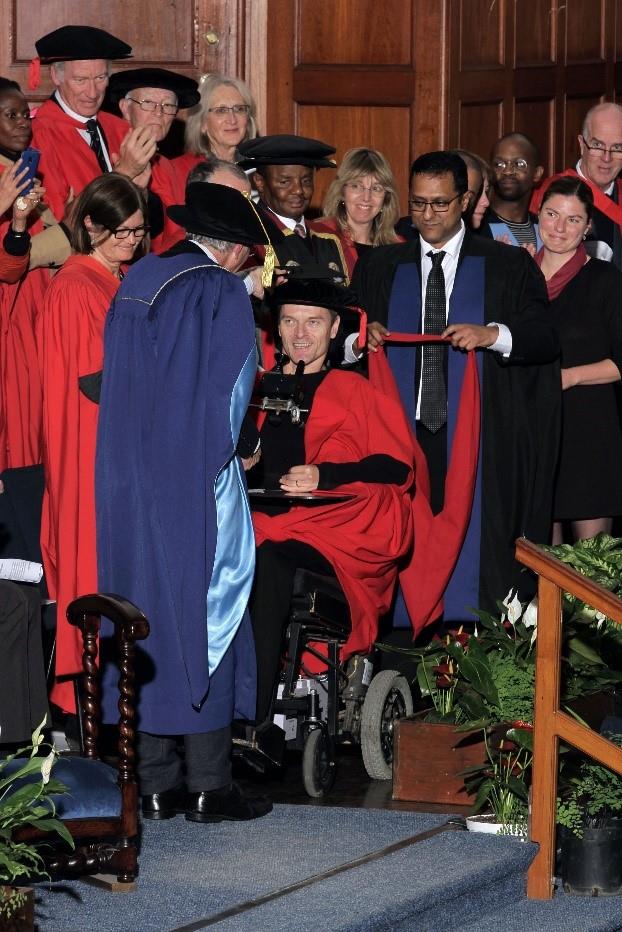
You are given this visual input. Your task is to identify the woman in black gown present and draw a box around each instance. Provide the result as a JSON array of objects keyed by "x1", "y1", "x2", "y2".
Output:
[{"x1": 534, "y1": 176, "x2": 622, "y2": 542}]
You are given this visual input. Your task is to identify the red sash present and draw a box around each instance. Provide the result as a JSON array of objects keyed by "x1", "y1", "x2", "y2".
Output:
[
  {"x1": 531, "y1": 169, "x2": 622, "y2": 228},
  {"x1": 368, "y1": 335, "x2": 481, "y2": 633}
]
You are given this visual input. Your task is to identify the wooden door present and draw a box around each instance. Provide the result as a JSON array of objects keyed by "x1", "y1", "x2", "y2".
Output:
[
  {"x1": 253, "y1": 0, "x2": 448, "y2": 215},
  {"x1": 448, "y1": 0, "x2": 622, "y2": 174}
]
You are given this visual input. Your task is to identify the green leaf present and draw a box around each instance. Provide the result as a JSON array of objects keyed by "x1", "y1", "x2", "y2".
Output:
[
  {"x1": 566, "y1": 637, "x2": 606, "y2": 665},
  {"x1": 506, "y1": 727, "x2": 533, "y2": 751}
]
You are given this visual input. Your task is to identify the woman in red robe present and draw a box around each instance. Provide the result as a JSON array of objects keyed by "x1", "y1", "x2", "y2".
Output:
[
  {"x1": 0, "y1": 77, "x2": 71, "y2": 471},
  {"x1": 311, "y1": 147, "x2": 403, "y2": 278},
  {"x1": 38, "y1": 173, "x2": 147, "y2": 712}
]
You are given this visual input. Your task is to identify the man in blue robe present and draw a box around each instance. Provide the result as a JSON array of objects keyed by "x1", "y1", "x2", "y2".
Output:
[
  {"x1": 351, "y1": 151, "x2": 560, "y2": 632},
  {"x1": 96, "y1": 183, "x2": 272, "y2": 822}
]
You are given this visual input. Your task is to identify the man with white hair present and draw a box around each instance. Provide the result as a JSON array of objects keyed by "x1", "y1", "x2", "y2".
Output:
[
  {"x1": 30, "y1": 26, "x2": 156, "y2": 220},
  {"x1": 532, "y1": 102, "x2": 622, "y2": 266},
  {"x1": 108, "y1": 67, "x2": 200, "y2": 251}
]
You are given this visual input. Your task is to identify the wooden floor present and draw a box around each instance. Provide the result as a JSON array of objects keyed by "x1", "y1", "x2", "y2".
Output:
[{"x1": 235, "y1": 744, "x2": 471, "y2": 815}]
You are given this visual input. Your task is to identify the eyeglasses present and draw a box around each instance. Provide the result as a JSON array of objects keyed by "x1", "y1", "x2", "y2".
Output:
[
  {"x1": 126, "y1": 97, "x2": 179, "y2": 116},
  {"x1": 408, "y1": 193, "x2": 463, "y2": 212},
  {"x1": 206, "y1": 105, "x2": 251, "y2": 117},
  {"x1": 344, "y1": 180, "x2": 386, "y2": 196},
  {"x1": 581, "y1": 137, "x2": 622, "y2": 158},
  {"x1": 492, "y1": 158, "x2": 529, "y2": 172},
  {"x1": 110, "y1": 225, "x2": 150, "y2": 240}
]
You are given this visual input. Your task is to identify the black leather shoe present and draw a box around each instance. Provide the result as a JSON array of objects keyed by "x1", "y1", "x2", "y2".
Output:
[
  {"x1": 185, "y1": 783, "x2": 273, "y2": 823},
  {"x1": 141, "y1": 785, "x2": 186, "y2": 820}
]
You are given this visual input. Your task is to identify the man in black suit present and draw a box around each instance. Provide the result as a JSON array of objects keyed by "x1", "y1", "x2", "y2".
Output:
[{"x1": 351, "y1": 151, "x2": 560, "y2": 629}]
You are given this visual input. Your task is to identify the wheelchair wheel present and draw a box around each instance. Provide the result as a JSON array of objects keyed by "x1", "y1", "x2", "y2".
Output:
[
  {"x1": 302, "y1": 727, "x2": 337, "y2": 798},
  {"x1": 360, "y1": 669, "x2": 413, "y2": 781}
]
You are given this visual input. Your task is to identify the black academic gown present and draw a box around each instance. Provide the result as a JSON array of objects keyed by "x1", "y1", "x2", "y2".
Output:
[
  {"x1": 352, "y1": 229, "x2": 561, "y2": 614},
  {"x1": 254, "y1": 203, "x2": 349, "y2": 282}
]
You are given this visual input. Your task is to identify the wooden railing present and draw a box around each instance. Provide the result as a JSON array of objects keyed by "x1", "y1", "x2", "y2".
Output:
[{"x1": 515, "y1": 538, "x2": 622, "y2": 900}]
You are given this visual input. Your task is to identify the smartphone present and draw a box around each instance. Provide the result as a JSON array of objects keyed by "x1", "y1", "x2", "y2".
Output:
[{"x1": 19, "y1": 147, "x2": 40, "y2": 195}]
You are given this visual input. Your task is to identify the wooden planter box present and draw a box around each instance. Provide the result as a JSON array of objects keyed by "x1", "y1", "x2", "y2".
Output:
[{"x1": 392, "y1": 717, "x2": 486, "y2": 805}]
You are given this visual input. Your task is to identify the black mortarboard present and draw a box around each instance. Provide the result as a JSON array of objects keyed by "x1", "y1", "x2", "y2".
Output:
[
  {"x1": 270, "y1": 278, "x2": 357, "y2": 312},
  {"x1": 237, "y1": 134, "x2": 336, "y2": 169},
  {"x1": 107, "y1": 68, "x2": 200, "y2": 110},
  {"x1": 35, "y1": 26, "x2": 132, "y2": 63},
  {"x1": 168, "y1": 182, "x2": 271, "y2": 246}
]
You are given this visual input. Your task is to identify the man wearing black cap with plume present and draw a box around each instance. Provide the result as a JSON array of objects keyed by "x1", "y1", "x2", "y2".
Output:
[
  {"x1": 96, "y1": 183, "x2": 273, "y2": 822},
  {"x1": 107, "y1": 67, "x2": 200, "y2": 252},
  {"x1": 31, "y1": 26, "x2": 156, "y2": 220},
  {"x1": 238, "y1": 133, "x2": 349, "y2": 368}
]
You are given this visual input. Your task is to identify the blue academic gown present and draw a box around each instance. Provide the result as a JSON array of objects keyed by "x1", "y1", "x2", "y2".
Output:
[{"x1": 96, "y1": 241, "x2": 257, "y2": 734}]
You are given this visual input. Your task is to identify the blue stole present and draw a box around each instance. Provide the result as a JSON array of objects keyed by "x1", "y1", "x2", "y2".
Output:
[
  {"x1": 488, "y1": 220, "x2": 542, "y2": 251},
  {"x1": 386, "y1": 256, "x2": 485, "y2": 622}
]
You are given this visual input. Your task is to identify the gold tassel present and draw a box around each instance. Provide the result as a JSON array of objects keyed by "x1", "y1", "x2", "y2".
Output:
[{"x1": 242, "y1": 192, "x2": 275, "y2": 288}]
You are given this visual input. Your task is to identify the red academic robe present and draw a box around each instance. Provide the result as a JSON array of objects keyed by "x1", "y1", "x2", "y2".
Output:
[
  {"x1": 38, "y1": 255, "x2": 120, "y2": 711},
  {"x1": 31, "y1": 100, "x2": 128, "y2": 220},
  {"x1": 252, "y1": 369, "x2": 414, "y2": 658},
  {"x1": 0, "y1": 158, "x2": 55, "y2": 470},
  {"x1": 149, "y1": 154, "x2": 189, "y2": 253}
]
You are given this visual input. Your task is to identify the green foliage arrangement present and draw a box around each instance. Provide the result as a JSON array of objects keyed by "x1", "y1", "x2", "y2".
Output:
[
  {"x1": 0, "y1": 718, "x2": 74, "y2": 921},
  {"x1": 557, "y1": 734, "x2": 622, "y2": 839}
]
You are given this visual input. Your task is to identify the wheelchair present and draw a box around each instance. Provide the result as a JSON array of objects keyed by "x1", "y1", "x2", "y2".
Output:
[{"x1": 239, "y1": 566, "x2": 413, "y2": 798}]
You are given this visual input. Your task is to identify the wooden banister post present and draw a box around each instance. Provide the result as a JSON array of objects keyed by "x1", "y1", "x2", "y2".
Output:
[{"x1": 527, "y1": 576, "x2": 562, "y2": 899}]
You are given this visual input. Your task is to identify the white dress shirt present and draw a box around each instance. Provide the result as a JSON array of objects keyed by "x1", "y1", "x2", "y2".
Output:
[
  {"x1": 54, "y1": 91, "x2": 112, "y2": 171},
  {"x1": 344, "y1": 221, "x2": 512, "y2": 367}
]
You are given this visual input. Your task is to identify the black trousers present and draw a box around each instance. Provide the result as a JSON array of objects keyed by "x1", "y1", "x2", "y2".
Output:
[
  {"x1": 250, "y1": 539, "x2": 336, "y2": 722},
  {"x1": 136, "y1": 726, "x2": 232, "y2": 794},
  {"x1": 0, "y1": 581, "x2": 49, "y2": 744}
]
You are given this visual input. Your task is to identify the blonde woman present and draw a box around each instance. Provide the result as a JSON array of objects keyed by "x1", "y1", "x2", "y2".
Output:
[
  {"x1": 312, "y1": 147, "x2": 402, "y2": 276},
  {"x1": 173, "y1": 73, "x2": 257, "y2": 184}
]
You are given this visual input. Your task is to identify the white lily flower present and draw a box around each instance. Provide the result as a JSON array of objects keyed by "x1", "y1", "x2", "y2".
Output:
[
  {"x1": 523, "y1": 597, "x2": 538, "y2": 629},
  {"x1": 40, "y1": 749, "x2": 55, "y2": 785},
  {"x1": 595, "y1": 610, "x2": 606, "y2": 630},
  {"x1": 503, "y1": 591, "x2": 523, "y2": 625}
]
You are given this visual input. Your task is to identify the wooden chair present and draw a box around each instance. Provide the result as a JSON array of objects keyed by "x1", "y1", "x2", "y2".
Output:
[{"x1": 13, "y1": 593, "x2": 149, "y2": 887}]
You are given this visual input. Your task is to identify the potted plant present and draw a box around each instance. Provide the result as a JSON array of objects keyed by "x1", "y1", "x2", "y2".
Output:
[
  {"x1": 388, "y1": 592, "x2": 538, "y2": 805},
  {"x1": 557, "y1": 734, "x2": 622, "y2": 896},
  {"x1": 0, "y1": 719, "x2": 73, "y2": 931}
]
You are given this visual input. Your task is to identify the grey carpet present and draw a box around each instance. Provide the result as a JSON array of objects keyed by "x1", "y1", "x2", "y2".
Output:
[
  {"x1": 34, "y1": 805, "x2": 450, "y2": 931},
  {"x1": 33, "y1": 805, "x2": 622, "y2": 932}
]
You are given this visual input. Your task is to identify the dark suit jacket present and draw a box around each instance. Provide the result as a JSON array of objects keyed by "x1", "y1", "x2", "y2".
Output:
[{"x1": 352, "y1": 228, "x2": 561, "y2": 614}]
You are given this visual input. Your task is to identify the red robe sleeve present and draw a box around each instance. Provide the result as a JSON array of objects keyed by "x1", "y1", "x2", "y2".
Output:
[{"x1": 38, "y1": 255, "x2": 119, "y2": 711}]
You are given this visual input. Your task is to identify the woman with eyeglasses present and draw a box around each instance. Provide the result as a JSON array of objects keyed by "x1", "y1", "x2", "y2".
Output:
[
  {"x1": 38, "y1": 173, "x2": 147, "y2": 714},
  {"x1": 312, "y1": 147, "x2": 402, "y2": 277},
  {"x1": 534, "y1": 176, "x2": 622, "y2": 544},
  {"x1": 174, "y1": 73, "x2": 257, "y2": 185}
]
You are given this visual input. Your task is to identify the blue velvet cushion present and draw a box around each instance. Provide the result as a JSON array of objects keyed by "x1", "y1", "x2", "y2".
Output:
[{"x1": 2, "y1": 756, "x2": 122, "y2": 819}]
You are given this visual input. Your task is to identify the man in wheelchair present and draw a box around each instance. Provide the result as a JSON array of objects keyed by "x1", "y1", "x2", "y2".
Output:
[{"x1": 243, "y1": 278, "x2": 414, "y2": 764}]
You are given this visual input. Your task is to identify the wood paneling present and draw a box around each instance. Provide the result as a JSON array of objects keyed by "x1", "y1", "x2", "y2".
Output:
[
  {"x1": 458, "y1": 0, "x2": 504, "y2": 69},
  {"x1": 449, "y1": 0, "x2": 622, "y2": 175},
  {"x1": 298, "y1": 104, "x2": 411, "y2": 213},
  {"x1": 298, "y1": 0, "x2": 412, "y2": 65}
]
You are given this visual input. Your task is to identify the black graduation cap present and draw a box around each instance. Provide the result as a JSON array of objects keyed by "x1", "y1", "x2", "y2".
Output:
[
  {"x1": 107, "y1": 68, "x2": 200, "y2": 110},
  {"x1": 35, "y1": 25, "x2": 132, "y2": 63},
  {"x1": 237, "y1": 134, "x2": 336, "y2": 169},
  {"x1": 168, "y1": 182, "x2": 271, "y2": 247},
  {"x1": 269, "y1": 278, "x2": 357, "y2": 312}
]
